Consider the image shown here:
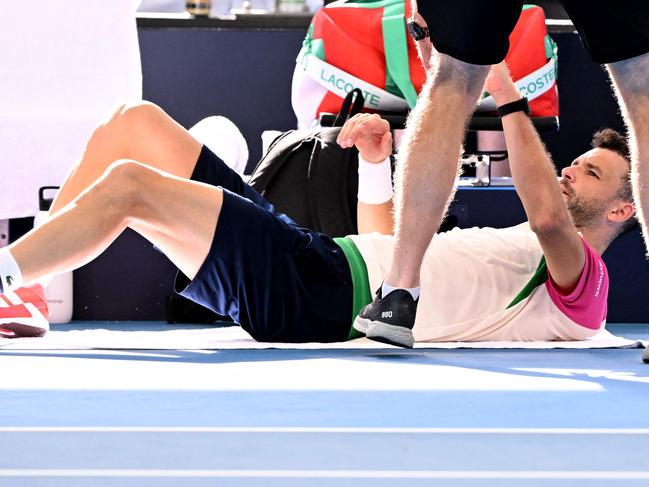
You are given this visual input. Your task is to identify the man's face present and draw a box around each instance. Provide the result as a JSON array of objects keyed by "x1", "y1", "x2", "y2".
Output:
[{"x1": 559, "y1": 148, "x2": 630, "y2": 228}]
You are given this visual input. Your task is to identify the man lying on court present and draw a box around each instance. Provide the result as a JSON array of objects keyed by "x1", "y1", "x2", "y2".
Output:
[{"x1": 0, "y1": 64, "x2": 636, "y2": 346}]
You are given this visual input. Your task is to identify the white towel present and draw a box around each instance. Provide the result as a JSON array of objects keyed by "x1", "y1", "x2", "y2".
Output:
[
  {"x1": 189, "y1": 116, "x2": 249, "y2": 175},
  {"x1": 0, "y1": 1, "x2": 142, "y2": 219},
  {"x1": 0, "y1": 325, "x2": 643, "y2": 350}
]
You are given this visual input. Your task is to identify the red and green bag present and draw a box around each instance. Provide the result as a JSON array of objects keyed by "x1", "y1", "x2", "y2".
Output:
[
  {"x1": 292, "y1": 0, "x2": 558, "y2": 128},
  {"x1": 479, "y1": 5, "x2": 559, "y2": 116}
]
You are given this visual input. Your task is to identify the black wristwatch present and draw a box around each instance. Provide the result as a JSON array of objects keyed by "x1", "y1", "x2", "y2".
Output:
[
  {"x1": 407, "y1": 20, "x2": 429, "y2": 41},
  {"x1": 496, "y1": 97, "x2": 530, "y2": 117}
]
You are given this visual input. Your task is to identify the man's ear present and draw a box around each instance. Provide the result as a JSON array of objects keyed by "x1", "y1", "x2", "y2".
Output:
[{"x1": 608, "y1": 201, "x2": 635, "y2": 224}]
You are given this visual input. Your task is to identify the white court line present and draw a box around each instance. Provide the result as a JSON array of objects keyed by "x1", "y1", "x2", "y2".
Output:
[
  {"x1": 1, "y1": 426, "x2": 649, "y2": 434},
  {"x1": 0, "y1": 469, "x2": 648, "y2": 479}
]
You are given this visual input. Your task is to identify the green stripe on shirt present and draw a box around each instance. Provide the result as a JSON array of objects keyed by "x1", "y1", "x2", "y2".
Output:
[
  {"x1": 334, "y1": 237, "x2": 373, "y2": 340},
  {"x1": 507, "y1": 257, "x2": 548, "y2": 308}
]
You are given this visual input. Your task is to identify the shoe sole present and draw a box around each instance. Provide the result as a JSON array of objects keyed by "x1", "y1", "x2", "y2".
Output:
[
  {"x1": 0, "y1": 297, "x2": 50, "y2": 338},
  {"x1": 353, "y1": 316, "x2": 371, "y2": 334},
  {"x1": 355, "y1": 317, "x2": 414, "y2": 348},
  {"x1": 0, "y1": 322, "x2": 48, "y2": 338}
]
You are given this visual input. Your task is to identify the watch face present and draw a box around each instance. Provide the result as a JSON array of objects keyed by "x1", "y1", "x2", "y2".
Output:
[{"x1": 407, "y1": 21, "x2": 429, "y2": 41}]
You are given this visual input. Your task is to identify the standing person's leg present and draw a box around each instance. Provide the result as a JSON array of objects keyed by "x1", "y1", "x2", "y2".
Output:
[
  {"x1": 557, "y1": 0, "x2": 649, "y2": 249},
  {"x1": 353, "y1": 0, "x2": 523, "y2": 347},
  {"x1": 607, "y1": 54, "x2": 649, "y2": 249},
  {"x1": 355, "y1": 55, "x2": 489, "y2": 348},
  {"x1": 389, "y1": 55, "x2": 489, "y2": 287}
]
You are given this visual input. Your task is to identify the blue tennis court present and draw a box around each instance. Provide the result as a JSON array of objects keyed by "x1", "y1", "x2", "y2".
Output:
[{"x1": 1, "y1": 323, "x2": 648, "y2": 486}]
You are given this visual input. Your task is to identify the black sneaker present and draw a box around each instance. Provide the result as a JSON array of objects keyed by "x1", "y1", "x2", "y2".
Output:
[{"x1": 353, "y1": 288, "x2": 418, "y2": 348}]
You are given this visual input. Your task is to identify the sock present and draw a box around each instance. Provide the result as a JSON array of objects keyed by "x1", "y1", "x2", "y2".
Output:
[
  {"x1": 381, "y1": 282, "x2": 420, "y2": 301},
  {"x1": 0, "y1": 249, "x2": 24, "y2": 294}
]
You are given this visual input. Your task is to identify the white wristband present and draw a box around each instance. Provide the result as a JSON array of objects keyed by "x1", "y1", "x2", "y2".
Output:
[{"x1": 357, "y1": 154, "x2": 393, "y2": 205}]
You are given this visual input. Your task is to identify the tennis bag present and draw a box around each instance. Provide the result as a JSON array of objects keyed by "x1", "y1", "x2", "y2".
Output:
[
  {"x1": 292, "y1": 0, "x2": 558, "y2": 128},
  {"x1": 248, "y1": 90, "x2": 365, "y2": 237}
]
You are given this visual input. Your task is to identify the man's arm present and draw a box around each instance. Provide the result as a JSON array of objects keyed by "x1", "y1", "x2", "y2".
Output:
[
  {"x1": 337, "y1": 114, "x2": 394, "y2": 234},
  {"x1": 485, "y1": 64, "x2": 584, "y2": 292}
]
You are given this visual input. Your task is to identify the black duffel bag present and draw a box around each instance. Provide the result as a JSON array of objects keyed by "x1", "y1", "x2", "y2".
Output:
[{"x1": 248, "y1": 89, "x2": 366, "y2": 237}]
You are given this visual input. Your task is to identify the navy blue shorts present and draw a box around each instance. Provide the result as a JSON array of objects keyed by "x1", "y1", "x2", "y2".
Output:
[
  {"x1": 418, "y1": 1, "x2": 649, "y2": 64},
  {"x1": 175, "y1": 146, "x2": 354, "y2": 343}
]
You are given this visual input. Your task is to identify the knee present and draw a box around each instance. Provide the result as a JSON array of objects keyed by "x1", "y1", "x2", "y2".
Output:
[
  {"x1": 112, "y1": 101, "x2": 166, "y2": 131},
  {"x1": 432, "y1": 53, "x2": 490, "y2": 93},
  {"x1": 608, "y1": 53, "x2": 649, "y2": 97},
  {"x1": 90, "y1": 101, "x2": 164, "y2": 147},
  {"x1": 92, "y1": 160, "x2": 154, "y2": 218}
]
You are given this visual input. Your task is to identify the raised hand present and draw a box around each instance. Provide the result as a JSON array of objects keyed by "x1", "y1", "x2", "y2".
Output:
[
  {"x1": 336, "y1": 113, "x2": 393, "y2": 163},
  {"x1": 484, "y1": 62, "x2": 520, "y2": 105}
]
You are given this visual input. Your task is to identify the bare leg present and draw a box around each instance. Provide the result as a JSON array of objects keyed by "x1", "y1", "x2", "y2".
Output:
[
  {"x1": 606, "y1": 53, "x2": 649, "y2": 251},
  {"x1": 50, "y1": 102, "x2": 202, "y2": 215},
  {"x1": 11, "y1": 161, "x2": 221, "y2": 284},
  {"x1": 388, "y1": 53, "x2": 489, "y2": 287}
]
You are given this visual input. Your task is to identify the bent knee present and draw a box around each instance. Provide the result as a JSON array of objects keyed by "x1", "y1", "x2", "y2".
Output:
[
  {"x1": 94, "y1": 160, "x2": 157, "y2": 215},
  {"x1": 114, "y1": 101, "x2": 166, "y2": 129},
  {"x1": 93, "y1": 101, "x2": 164, "y2": 143},
  {"x1": 96, "y1": 101, "x2": 165, "y2": 137}
]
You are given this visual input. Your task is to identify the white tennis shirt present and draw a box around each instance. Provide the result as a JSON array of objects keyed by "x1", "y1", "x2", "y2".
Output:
[{"x1": 348, "y1": 223, "x2": 608, "y2": 342}]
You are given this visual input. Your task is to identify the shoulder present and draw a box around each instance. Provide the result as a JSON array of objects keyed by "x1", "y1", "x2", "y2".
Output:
[{"x1": 545, "y1": 237, "x2": 608, "y2": 330}]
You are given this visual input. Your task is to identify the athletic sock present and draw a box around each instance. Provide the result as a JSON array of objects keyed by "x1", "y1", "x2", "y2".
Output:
[
  {"x1": 381, "y1": 282, "x2": 420, "y2": 301},
  {"x1": 0, "y1": 249, "x2": 24, "y2": 294}
]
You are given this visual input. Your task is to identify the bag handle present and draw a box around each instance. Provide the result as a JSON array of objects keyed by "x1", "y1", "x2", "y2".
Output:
[
  {"x1": 307, "y1": 132, "x2": 358, "y2": 235},
  {"x1": 332, "y1": 88, "x2": 365, "y2": 127},
  {"x1": 382, "y1": 1, "x2": 418, "y2": 109}
]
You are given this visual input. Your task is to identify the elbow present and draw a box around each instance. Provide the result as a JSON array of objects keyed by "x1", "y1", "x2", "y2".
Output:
[{"x1": 528, "y1": 212, "x2": 571, "y2": 236}]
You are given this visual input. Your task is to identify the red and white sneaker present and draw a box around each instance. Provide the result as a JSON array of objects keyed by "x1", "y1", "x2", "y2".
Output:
[{"x1": 0, "y1": 284, "x2": 50, "y2": 338}]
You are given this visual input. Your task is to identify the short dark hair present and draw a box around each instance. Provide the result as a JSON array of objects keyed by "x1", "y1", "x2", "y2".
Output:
[
  {"x1": 591, "y1": 128, "x2": 632, "y2": 202},
  {"x1": 591, "y1": 128, "x2": 636, "y2": 235},
  {"x1": 591, "y1": 128, "x2": 631, "y2": 164}
]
